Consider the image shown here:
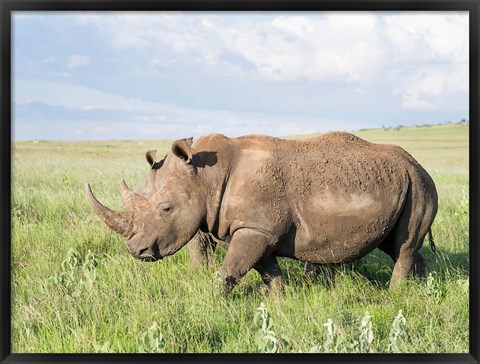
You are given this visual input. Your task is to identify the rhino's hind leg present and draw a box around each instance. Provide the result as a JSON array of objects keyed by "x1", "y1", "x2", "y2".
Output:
[
  {"x1": 389, "y1": 252, "x2": 416, "y2": 289},
  {"x1": 220, "y1": 228, "x2": 274, "y2": 296},
  {"x1": 186, "y1": 231, "x2": 216, "y2": 267},
  {"x1": 414, "y1": 252, "x2": 426, "y2": 279},
  {"x1": 388, "y1": 181, "x2": 436, "y2": 290},
  {"x1": 254, "y1": 255, "x2": 283, "y2": 296},
  {"x1": 378, "y1": 235, "x2": 427, "y2": 284}
]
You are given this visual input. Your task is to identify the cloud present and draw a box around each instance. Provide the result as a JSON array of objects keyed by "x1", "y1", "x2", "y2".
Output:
[
  {"x1": 75, "y1": 11, "x2": 468, "y2": 104},
  {"x1": 43, "y1": 55, "x2": 57, "y2": 64},
  {"x1": 383, "y1": 12, "x2": 468, "y2": 109},
  {"x1": 222, "y1": 13, "x2": 384, "y2": 82},
  {"x1": 384, "y1": 12, "x2": 468, "y2": 62},
  {"x1": 77, "y1": 13, "x2": 385, "y2": 82},
  {"x1": 67, "y1": 54, "x2": 90, "y2": 69},
  {"x1": 400, "y1": 96, "x2": 436, "y2": 110}
]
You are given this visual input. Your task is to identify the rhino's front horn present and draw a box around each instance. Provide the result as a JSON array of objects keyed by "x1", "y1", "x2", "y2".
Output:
[{"x1": 85, "y1": 183, "x2": 133, "y2": 237}]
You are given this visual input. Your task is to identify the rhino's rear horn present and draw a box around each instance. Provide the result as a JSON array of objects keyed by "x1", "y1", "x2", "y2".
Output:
[
  {"x1": 120, "y1": 179, "x2": 132, "y2": 202},
  {"x1": 85, "y1": 183, "x2": 133, "y2": 237},
  {"x1": 119, "y1": 179, "x2": 148, "y2": 210}
]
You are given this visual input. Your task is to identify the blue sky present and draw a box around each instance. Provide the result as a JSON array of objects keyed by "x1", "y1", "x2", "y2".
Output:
[{"x1": 13, "y1": 11, "x2": 469, "y2": 141}]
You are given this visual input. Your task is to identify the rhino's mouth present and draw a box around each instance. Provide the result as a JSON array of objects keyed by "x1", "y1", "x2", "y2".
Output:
[
  {"x1": 138, "y1": 242, "x2": 162, "y2": 262},
  {"x1": 139, "y1": 254, "x2": 161, "y2": 262}
]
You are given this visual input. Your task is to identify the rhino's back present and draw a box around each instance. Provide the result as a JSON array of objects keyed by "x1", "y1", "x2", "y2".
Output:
[{"x1": 227, "y1": 131, "x2": 409, "y2": 200}]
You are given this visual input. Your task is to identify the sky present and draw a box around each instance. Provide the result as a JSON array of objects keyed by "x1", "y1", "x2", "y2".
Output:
[{"x1": 13, "y1": 11, "x2": 469, "y2": 141}]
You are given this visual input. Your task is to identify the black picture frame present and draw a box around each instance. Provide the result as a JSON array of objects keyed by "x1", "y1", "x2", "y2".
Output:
[{"x1": 1, "y1": 1, "x2": 478, "y2": 363}]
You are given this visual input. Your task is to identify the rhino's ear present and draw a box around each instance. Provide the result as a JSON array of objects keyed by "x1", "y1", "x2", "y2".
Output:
[
  {"x1": 171, "y1": 138, "x2": 193, "y2": 164},
  {"x1": 145, "y1": 150, "x2": 157, "y2": 167}
]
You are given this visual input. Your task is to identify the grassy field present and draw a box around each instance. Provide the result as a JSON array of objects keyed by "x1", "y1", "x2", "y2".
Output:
[{"x1": 11, "y1": 123, "x2": 469, "y2": 353}]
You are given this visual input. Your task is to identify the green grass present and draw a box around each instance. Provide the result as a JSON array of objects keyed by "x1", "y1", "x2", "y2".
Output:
[{"x1": 11, "y1": 123, "x2": 469, "y2": 353}]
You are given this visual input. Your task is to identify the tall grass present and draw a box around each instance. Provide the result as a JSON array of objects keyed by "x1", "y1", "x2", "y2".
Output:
[{"x1": 11, "y1": 124, "x2": 469, "y2": 353}]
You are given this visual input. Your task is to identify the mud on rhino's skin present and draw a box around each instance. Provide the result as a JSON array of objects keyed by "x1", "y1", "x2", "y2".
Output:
[{"x1": 86, "y1": 131, "x2": 438, "y2": 295}]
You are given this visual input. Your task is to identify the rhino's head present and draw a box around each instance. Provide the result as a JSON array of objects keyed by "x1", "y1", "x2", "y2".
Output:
[{"x1": 86, "y1": 138, "x2": 205, "y2": 261}]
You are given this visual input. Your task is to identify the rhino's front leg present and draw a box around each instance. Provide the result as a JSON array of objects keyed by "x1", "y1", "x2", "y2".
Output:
[
  {"x1": 186, "y1": 231, "x2": 216, "y2": 267},
  {"x1": 220, "y1": 228, "x2": 274, "y2": 296}
]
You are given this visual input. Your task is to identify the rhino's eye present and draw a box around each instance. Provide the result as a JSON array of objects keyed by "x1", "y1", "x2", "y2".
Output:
[{"x1": 158, "y1": 202, "x2": 172, "y2": 214}]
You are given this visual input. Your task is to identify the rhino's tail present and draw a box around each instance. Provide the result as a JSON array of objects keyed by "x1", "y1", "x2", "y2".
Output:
[{"x1": 428, "y1": 228, "x2": 437, "y2": 253}]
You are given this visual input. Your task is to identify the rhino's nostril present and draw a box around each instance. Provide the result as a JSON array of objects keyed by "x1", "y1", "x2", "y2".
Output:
[{"x1": 137, "y1": 247, "x2": 149, "y2": 257}]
